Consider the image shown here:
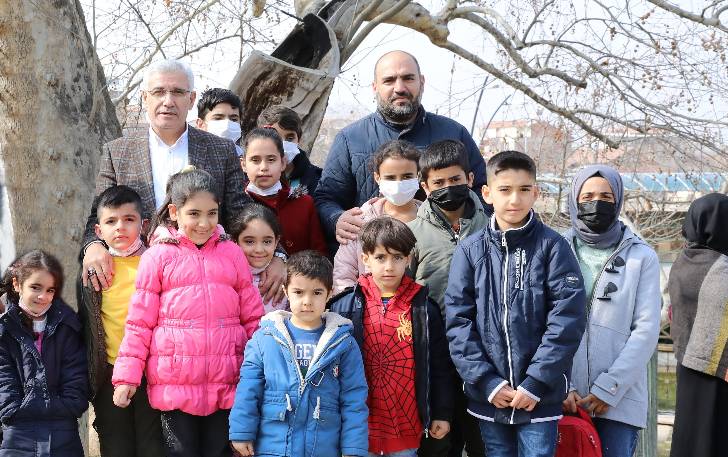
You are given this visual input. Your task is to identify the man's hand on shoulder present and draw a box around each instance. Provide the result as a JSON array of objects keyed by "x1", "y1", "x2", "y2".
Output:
[
  {"x1": 259, "y1": 257, "x2": 286, "y2": 303},
  {"x1": 335, "y1": 207, "x2": 364, "y2": 245},
  {"x1": 82, "y1": 242, "x2": 114, "y2": 291}
]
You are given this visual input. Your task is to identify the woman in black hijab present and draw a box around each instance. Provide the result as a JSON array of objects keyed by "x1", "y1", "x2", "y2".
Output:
[{"x1": 669, "y1": 193, "x2": 728, "y2": 457}]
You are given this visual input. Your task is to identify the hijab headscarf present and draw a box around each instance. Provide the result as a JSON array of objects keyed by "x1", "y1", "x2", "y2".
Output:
[
  {"x1": 682, "y1": 192, "x2": 728, "y2": 257},
  {"x1": 568, "y1": 164, "x2": 625, "y2": 249}
]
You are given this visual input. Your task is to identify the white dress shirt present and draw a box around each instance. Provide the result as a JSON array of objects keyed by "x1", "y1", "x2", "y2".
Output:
[{"x1": 149, "y1": 126, "x2": 189, "y2": 209}]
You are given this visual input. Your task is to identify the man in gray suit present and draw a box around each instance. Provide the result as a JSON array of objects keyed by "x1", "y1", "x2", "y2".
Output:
[{"x1": 81, "y1": 59, "x2": 286, "y2": 299}]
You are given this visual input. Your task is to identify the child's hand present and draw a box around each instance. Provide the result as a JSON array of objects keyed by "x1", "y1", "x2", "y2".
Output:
[
  {"x1": 429, "y1": 420, "x2": 450, "y2": 439},
  {"x1": 562, "y1": 390, "x2": 582, "y2": 414},
  {"x1": 112, "y1": 384, "x2": 137, "y2": 408},
  {"x1": 510, "y1": 390, "x2": 538, "y2": 411},
  {"x1": 232, "y1": 441, "x2": 255, "y2": 456},
  {"x1": 578, "y1": 393, "x2": 609, "y2": 415},
  {"x1": 491, "y1": 384, "x2": 516, "y2": 408}
]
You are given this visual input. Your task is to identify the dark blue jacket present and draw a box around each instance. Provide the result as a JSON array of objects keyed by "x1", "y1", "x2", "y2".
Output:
[
  {"x1": 444, "y1": 213, "x2": 586, "y2": 424},
  {"x1": 314, "y1": 108, "x2": 487, "y2": 242},
  {"x1": 287, "y1": 149, "x2": 322, "y2": 197},
  {"x1": 0, "y1": 296, "x2": 88, "y2": 457},
  {"x1": 328, "y1": 282, "x2": 454, "y2": 429}
]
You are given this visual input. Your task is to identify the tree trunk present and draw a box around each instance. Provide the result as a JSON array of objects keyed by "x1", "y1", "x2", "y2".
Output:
[
  {"x1": 0, "y1": 0, "x2": 121, "y2": 303},
  {"x1": 230, "y1": 13, "x2": 339, "y2": 152}
]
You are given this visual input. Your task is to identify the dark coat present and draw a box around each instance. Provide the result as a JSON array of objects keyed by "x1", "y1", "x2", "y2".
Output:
[
  {"x1": 314, "y1": 108, "x2": 487, "y2": 244},
  {"x1": 328, "y1": 282, "x2": 454, "y2": 428},
  {"x1": 285, "y1": 149, "x2": 322, "y2": 197},
  {"x1": 76, "y1": 278, "x2": 106, "y2": 400},
  {"x1": 0, "y1": 296, "x2": 88, "y2": 457},
  {"x1": 445, "y1": 213, "x2": 586, "y2": 424}
]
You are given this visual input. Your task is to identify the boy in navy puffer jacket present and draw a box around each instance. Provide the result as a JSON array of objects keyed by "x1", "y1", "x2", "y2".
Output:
[
  {"x1": 445, "y1": 151, "x2": 587, "y2": 457},
  {"x1": 230, "y1": 251, "x2": 368, "y2": 457}
]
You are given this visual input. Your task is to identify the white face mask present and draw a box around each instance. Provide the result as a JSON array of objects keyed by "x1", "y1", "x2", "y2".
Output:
[
  {"x1": 206, "y1": 119, "x2": 242, "y2": 143},
  {"x1": 378, "y1": 178, "x2": 420, "y2": 207},
  {"x1": 282, "y1": 141, "x2": 300, "y2": 163}
]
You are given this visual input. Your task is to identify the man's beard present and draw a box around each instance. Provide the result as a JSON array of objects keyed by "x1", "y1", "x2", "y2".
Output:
[{"x1": 376, "y1": 91, "x2": 422, "y2": 124}]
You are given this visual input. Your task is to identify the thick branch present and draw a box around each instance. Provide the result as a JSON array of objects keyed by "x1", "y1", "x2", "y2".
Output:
[{"x1": 647, "y1": 0, "x2": 728, "y2": 33}]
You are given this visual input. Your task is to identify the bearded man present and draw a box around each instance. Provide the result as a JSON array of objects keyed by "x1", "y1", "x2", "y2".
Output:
[{"x1": 314, "y1": 50, "x2": 487, "y2": 246}]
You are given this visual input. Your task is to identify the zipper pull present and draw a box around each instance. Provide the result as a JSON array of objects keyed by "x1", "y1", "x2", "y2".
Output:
[{"x1": 501, "y1": 234, "x2": 507, "y2": 248}]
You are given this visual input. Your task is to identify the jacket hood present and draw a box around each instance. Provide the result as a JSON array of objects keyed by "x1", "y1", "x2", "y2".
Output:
[
  {"x1": 360, "y1": 198, "x2": 387, "y2": 220},
  {"x1": 568, "y1": 165, "x2": 625, "y2": 249},
  {"x1": 150, "y1": 224, "x2": 229, "y2": 247},
  {"x1": 682, "y1": 192, "x2": 728, "y2": 256},
  {"x1": 261, "y1": 311, "x2": 354, "y2": 372}
]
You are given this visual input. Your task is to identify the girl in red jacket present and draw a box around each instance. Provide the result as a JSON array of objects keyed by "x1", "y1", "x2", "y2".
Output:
[
  {"x1": 242, "y1": 127, "x2": 328, "y2": 257},
  {"x1": 112, "y1": 167, "x2": 264, "y2": 457}
]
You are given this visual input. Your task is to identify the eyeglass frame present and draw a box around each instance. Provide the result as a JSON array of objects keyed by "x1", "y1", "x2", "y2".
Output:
[{"x1": 144, "y1": 87, "x2": 193, "y2": 99}]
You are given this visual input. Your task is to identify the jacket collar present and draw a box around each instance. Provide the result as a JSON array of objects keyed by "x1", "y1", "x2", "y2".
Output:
[
  {"x1": 373, "y1": 105, "x2": 427, "y2": 134},
  {"x1": 0, "y1": 295, "x2": 79, "y2": 339},
  {"x1": 288, "y1": 150, "x2": 312, "y2": 180},
  {"x1": 262, "y1": 311, "x2": 353, "y2": 371},
  {"x1": 487, "y1": 210, "x2": 539, "y2": 248}
]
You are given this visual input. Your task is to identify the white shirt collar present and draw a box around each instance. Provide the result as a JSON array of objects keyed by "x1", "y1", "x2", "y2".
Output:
[
  {"x1": 148, "y1": 124, "x2": 190, "y2": 209},
  {"x1": 148, "y1": 124, "x2": 189, "y2": 150}
]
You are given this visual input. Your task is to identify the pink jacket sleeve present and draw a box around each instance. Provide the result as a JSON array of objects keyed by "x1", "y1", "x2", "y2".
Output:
[
  {"x1": 112, "y1": 251, "x2": 163, "y2": 387},
  {"x1": 234, "y1": 248, "x2": 264, "y2": 339},
  {"x1": 333, "y1": 238, "x2": 361, "y2": 295}
]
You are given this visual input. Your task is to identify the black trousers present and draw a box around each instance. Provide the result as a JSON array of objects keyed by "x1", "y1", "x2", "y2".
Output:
[
  {"x1": 92, "y1": 364, "x2": 165, "y2": 457},
  {"x1": 160, "y1": 409, "x2": 232, "y2": 457},
  {"x1": 418, "y1": 378, "x2": 486, "y2": 457},
  {"x1": 670, "y1": 364, "x2": 728, "y2": 457}
]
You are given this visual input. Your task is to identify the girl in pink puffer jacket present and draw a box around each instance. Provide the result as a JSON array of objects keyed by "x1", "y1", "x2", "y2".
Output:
[{"x1": 112, "y1": 167, "x2": 264, "y2": 457}]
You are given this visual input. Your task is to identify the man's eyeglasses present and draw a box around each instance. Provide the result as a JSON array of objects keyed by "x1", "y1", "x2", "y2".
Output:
[{"x1": 146, "y1": 88, "x2": 191, "y2": 99}]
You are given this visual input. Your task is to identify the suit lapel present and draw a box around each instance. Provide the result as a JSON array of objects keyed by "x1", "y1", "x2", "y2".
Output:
[{"x1": 187, "y1": 126, "x2": 205, "y2": 169}]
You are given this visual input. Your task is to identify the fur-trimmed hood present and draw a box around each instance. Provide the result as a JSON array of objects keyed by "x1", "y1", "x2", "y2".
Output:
[{"x1": 259, "y1": 310, "x2": 354, "y2": 378}]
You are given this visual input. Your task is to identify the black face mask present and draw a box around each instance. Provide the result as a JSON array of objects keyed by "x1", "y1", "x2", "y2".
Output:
[
  {"x1": 577, "y1": 200, "x2": 616, "y2": 233},
  {"x1": 429, "y1": 184, "x2": 470, "y2": 211}
]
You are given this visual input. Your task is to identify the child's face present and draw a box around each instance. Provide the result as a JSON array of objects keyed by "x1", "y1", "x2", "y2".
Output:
[
  {"x1": 169, "y1": 191, "x2": 219, "y2": 245},
  {"x1": 482, "y1": 169, "x2": 539, "y2": 230},
  {"x1": 236, "y1": 219, "x2": 279, "y2": 269},
  {"x1": 13, "y1": 270, "x2": 56, "y2": 313},
  {"x1": 243, "y1": 138, "x2": 287, "y2": 189},
  {"x1": 285, "y1": 274, "x2": 331, "y2": 330},
  {"x1": 421, "y1": 165, "x2": 474, "y2": 195},
  {"x1": 197, "y1": 102, "x2": 241, "y2": 127},
  {"x1": 374, "y1": 157, "x2": 418, "y2": 184},
  {"x1": 269, "y1": 123, "x2": 299, "y2": 144},
  {"x1": 361, "y1": 245, "x2": 411, "y2": 295},
  {"x1": 94, "y1": 203, "x2": 143, "y2": 252}
]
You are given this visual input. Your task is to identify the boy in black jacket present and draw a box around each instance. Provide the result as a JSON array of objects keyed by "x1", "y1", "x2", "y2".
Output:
[{"x1": 329, "y1": 217, "x2": 452, "y2": 457}]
